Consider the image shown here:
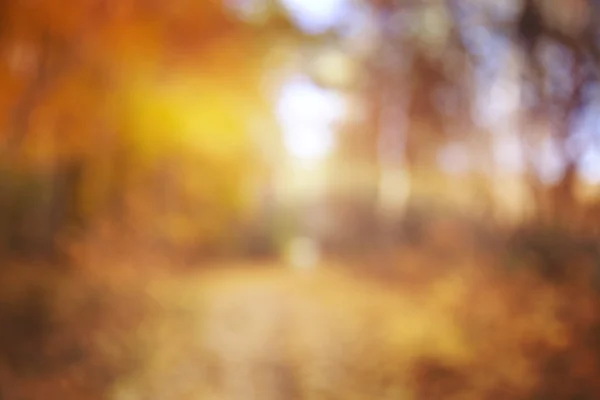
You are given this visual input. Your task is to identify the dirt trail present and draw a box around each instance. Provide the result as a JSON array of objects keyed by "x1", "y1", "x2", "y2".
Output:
[
  {"x1": 1, "y1": 261, "x2": 577, "y2": 399},
  {"x1": 103, "y1": 266, "x2": 472, "y2": 400}
]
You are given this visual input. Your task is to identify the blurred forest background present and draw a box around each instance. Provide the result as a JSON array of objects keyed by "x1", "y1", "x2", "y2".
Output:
[{"x1": 1, "y1": 0, "x2": 600, "y2": 399}]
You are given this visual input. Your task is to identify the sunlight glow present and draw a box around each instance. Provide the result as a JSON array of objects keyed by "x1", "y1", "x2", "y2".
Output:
[
  {"x1": 277, "y1": 76, "x2": 346, "y2": 162},
  {"x1": 280, "y1": 0, "x2": 347, "y2": 34},
  {"x1": 283, "y1": 126, "x2": 335, "y2": 161}
]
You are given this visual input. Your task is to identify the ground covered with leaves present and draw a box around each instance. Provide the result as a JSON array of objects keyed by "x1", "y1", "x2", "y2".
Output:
[{"x1": 1, "y1": 221, "x2": 600, "y2": 399}]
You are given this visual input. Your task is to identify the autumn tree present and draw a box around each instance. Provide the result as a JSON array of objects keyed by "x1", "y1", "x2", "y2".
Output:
[{"x1": 0, "y1": 0, "x2": 298, "y2": 259}]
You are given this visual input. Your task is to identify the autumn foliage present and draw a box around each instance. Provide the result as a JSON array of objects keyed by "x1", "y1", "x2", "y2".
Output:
[{"x1": 0, "y1": 0, "x2": 599, "y2": 399}]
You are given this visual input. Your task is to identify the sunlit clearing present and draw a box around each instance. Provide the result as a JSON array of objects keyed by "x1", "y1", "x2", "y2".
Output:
[
  {"x1": 280, "y1": 0, "x2": 347, "y2": 34},
  {"x1": 283, "y1": 126, "x2": 334, "y2": 161},
  {"x1": 277, "y1": 76, "x2": 346, "y2": 162}
]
